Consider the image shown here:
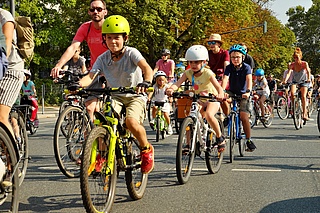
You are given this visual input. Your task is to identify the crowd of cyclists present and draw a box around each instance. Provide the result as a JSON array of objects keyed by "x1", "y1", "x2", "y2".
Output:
[{"x1": 1, "y1": 0, "x2": 319, "y2": 211}]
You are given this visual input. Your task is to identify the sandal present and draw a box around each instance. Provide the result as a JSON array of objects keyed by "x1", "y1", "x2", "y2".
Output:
[{"x1": 217, "y1": 140, "x2": 226, "y2": 153}]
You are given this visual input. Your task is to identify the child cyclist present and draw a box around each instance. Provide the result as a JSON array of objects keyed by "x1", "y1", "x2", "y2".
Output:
[
  {"x1": 148, "y1": 71, "x2": 173, "y2": 135},
  {"x1": 253, "y1": 68, "x2": 270, "y2": 119},
  {"x1": 78, "y1": 15, "x2": 154, "y2": 174},
  {"x1": 166, "y1": 45, "x2": 226, "y2": 152},
  {"x1": 221, "y1": 44, "x2": 256, "y2": 152}
]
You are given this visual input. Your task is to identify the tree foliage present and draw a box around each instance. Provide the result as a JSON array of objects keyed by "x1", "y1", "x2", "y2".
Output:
[
  {"x1": 287, "y1": 1, "x2": 320, "y2": 74},
  {"x1": 3, "y1": 0, "x2": 310, "y2": 104}
]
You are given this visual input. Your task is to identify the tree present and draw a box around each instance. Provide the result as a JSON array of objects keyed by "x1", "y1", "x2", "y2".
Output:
[{"x1": 287, "y1": 2, "x2": 320, "y2": 74}]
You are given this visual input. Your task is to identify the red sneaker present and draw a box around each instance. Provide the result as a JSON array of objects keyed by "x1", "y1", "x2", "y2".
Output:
[
  {"x1": 95, "y1": 154, "x2": 106, "y2": 173},
  {"x1": 140, "y1": 143, "x2": 154, "y2": 174}
]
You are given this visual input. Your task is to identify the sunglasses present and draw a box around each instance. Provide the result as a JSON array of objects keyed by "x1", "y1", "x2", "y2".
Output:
[
  {"x1": 207, "y1": 41, "x2": 216, "y2": 45},
  {"x1": 89, "y1": 7, "x2": 104, "y2": 12}
]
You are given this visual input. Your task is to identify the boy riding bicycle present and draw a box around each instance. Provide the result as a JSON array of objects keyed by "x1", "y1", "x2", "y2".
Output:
[
  {"x1": 221, "y1": 44, "x2": 256, "y2": 152},
  {"x1": 253, "y1": 68, "x2": 270, "y2": 119},
  {"x1": 78, "y1": 15, "x2": 154, "y2": 174},
  {"x1": 148, "y1": 71, "x2": 173, "y2": 135},
  {"x1": 166, "y1": 45, "x2": 226, "y2": 152}
]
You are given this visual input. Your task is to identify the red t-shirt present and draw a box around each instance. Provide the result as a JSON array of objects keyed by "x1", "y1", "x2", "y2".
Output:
[
  {"x1": 208, "y1": 49, "x2": 230, "y2": 76},
  {"x1": 73, "y1": 21, "x2": 108, "y2": 68}
]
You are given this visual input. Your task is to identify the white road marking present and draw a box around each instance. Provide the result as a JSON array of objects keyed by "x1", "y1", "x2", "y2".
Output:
[{"x1": 232, "y1": 168, "x2": 281, "y2": 172}]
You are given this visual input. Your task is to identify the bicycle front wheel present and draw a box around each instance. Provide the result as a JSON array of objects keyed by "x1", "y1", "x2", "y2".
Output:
[
  {"x1": 53, "y1": 106, "x2": 92, "y2": 178},
  {"x1": 205, "y1": 117, "x2": 224, "y2": 174},
  {"x1": 292, "y1": 98, "x2": 302, "y2": 130},
  {"x1": 125, "y1": 138, "x2": 148, "y2": 200},
  {"x1": 176, "y1": 117, "x2": 195, "y2": 184},
  {"x1": 276, "y1": 97, "x2": 289, "y2": 120},
  {"x1": 80, "y1": 126, "x2": 117, "y2": 213},
  {"x1": 229, "y1": 114, "x2": 236, "y2": 163},
  {"x1": 0, "y1": 125, "x2": 19, "y2": 212}
]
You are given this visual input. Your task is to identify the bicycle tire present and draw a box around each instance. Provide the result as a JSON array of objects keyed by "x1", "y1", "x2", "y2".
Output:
[
  {"x1": 125, "y1": 138, "x2": 148, "y2": 200},
  {"x1": 205, "y1": 117, "x2": 224, "y2": 174},
  {"x1": 155, "y1": 117, "x2": 160, "y2": 142},
  {"x1": 80, "y1": 126, "x2": 117, "y2": 213},
  {"x1": 0, "y1": 124, "x2": 19, "y2": 212},
  {"x1": 147, "y1": 101, "x2": 153, "y2": 129},
  {"x1": 176, "y1": 117, "x2": 195, "y2": 184},
  {"x1": 238, "y1": 120, "x2": 246, "y2": 157},
  {"x1": 262, "y1": 100, "x2": 274, "y2": 128},
  {"x1": 229, "y1": 114, "x2": 236, "y2": 163},
  {"x1": 53, "y1": 106, "x2": 92, "y2": 178},
  {"x1": 250, "y1": 105, "x2": 257, "y2": 129},
  {"x1": 276, "y1": 96, "x2": 289, "y2": 120},
  {"x1": 292, "y1": 98, "x2": 302, "y2": 130},
  {"x1": 59, "y1": 100, "x2": 70, "y2": 115},
  {"x1": 17, "y1": 115, "x2": 28, "y2": 186}
]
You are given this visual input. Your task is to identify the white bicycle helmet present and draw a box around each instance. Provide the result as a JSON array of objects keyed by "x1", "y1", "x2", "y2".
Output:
[
  {"x1": 185, "y1": 45, "x2": 209, "y2": 61},
  {"x1": 23, "y1": 69, "x2": 31, "y2": 76},
  {"x1": 154, "y1": 70, "x2": 167, "y2": 78}
]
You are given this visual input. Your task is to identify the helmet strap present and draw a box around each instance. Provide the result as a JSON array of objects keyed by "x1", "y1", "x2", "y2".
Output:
[
  {"x1": 111, "y1": 46, "x2": 126, "y2": 59},
  {"x1": 193, "y1": 63, "x2": 206, "y2": 74}
]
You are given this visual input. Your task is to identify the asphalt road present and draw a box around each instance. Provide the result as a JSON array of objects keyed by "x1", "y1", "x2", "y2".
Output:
[{"x1": 4, "y1": 109, "x2": 320, "y2": 213}]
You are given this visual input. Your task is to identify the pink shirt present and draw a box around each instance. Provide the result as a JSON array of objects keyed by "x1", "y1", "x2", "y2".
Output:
[
  {"x1": 73, "y1": 21, "x2": 108, "y2": 69},
  {"x1": 155, "y1": 59, "x2": 175, "y2": 77}
]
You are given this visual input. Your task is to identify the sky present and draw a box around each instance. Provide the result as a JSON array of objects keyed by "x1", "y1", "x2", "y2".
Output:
[{"x1": 269, "y1": 0, "x2": 313, "y2": 24}]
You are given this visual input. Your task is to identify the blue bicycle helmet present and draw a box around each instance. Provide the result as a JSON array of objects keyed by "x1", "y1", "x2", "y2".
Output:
[
  {"x1": 229, "y1": 44, "x2": 247, "y2": 55},
  {"x1": 255, "y1": 68, "x2": 265, "y2": 76}
]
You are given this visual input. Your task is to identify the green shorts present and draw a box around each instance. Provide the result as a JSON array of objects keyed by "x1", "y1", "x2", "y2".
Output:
[{"x1": 112, "y1": 95, "x2": 146, "y2": 124}]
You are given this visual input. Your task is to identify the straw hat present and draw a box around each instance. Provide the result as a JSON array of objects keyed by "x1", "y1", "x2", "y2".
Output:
[{"x1": 208, "y1": 34, "x2": 223, "y2": 44}]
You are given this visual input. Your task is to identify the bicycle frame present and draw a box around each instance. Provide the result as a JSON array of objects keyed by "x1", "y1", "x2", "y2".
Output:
[{"x1": 228, "y1": 98, "x2": 242, "y2": 141}]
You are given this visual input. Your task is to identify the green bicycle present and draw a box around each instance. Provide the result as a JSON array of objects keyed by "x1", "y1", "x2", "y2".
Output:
[{"x1": 80, "y1": 86, "x2": 153, "y2": 213}]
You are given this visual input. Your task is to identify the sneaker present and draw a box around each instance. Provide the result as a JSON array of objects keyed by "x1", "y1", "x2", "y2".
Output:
[
  {"x1": 246, "y1": 139, "x2": 256, "y2": 152},
  {"x1": 95, "y1": 154, "x2": 107, "y2": 173},
  {"x1": 140, "y1": 143, "x2": 154, "y2": 174},
  {"x1": 167, "y1": 124, "x2": 173, "y2": 135},
  {"x1": 149, "y1": 119, "x2": 154, "y2": 125},
  {"x1": 2, "y1": 180, "x2": 12, "y2": 188}
]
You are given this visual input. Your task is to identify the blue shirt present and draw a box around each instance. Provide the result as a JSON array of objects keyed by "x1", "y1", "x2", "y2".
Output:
[{"x1": 224, "y1": 63, "x2": 252, "y2": 95}]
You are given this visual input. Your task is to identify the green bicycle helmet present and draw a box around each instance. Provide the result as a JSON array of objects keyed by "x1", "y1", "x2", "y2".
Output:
[
  {"x1": 102, "y1": 15, "x2": 130, "y2": 35},
  {"x1": 229, "y1": 44, "x2": 247, "y2": 55}
]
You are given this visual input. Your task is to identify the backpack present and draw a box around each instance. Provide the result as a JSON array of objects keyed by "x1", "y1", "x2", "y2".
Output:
[{"x1": 14, "y1": 16, "x2": 34, "y2": 61}]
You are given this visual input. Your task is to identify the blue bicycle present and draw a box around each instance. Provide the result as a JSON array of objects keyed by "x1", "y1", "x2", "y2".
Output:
[{"x1": 227, "y1": 94, "x2": 246, "y2": 163}]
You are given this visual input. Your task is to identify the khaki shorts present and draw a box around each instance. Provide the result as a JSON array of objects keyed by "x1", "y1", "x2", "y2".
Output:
[
  {"x1": 239, "y1": 98, "x2": 252, "y2": 114},
  {"x1": 112, "y1": 95, "x2": 146, "y2": 124}
]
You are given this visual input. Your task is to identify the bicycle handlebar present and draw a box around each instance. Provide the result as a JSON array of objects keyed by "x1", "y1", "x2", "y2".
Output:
[
  {"x1": 78, "y1": 86, "x2": 154, "y2": 96},
  {"x1": 172, "y1": 91, "x2": 221, "y2": 102}
]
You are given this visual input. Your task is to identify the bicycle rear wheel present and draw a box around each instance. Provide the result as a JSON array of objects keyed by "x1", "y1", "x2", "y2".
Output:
[
  {"x1": 292, "y1": 98, "x2": 302, "y2": 130},
  {"x1": 17, "y1": 115, "x2": 28, "y2": 186},
  {"x1": 249, "y1": 106, "x2": 257, "y2": 129},
  {"x1": 262, "y1": 100, "x2": 274, "y2": 128},
  {"x1": 276, "y1": 97, "x2": 289, "y2": 120},
  {"x1": 125, "y1": 138, "x2": 148, "y2": 200},
  {"x1": 0, "y1": 125, "x2": 19, "y2": 212},
  {"x1": 229, "y1": 114, "x2": 236, "y2": 163},
  {"x1": 238, "y1": 121, "x2": 246, "y2": 157},
  {"x1": 176, "y1": 117, "x2": 195, "y2": 184},
  {"x1": 80, "y1": 126, "x2": 117, "y2": 213},
  {"x1": 53, "y1": 106, "x2": 92, "y2": 178},
  {"x1": 205, "y1": 117, "x2": 224, "y2": 174}
]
